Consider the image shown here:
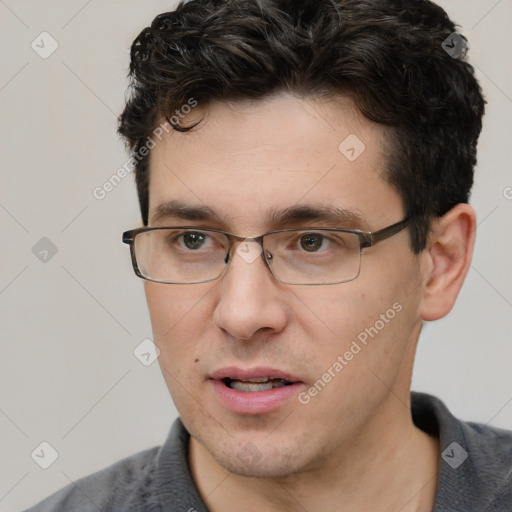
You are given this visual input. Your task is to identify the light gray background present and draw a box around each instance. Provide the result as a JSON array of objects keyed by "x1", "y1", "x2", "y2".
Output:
[{"x1": 1, "y1": 1, "x2": 511, "y2": 510}]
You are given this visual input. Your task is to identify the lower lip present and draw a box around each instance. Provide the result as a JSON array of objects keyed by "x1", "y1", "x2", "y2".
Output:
[{"x1": 210, "y1": 379, "x2": 305, "y2": 415}]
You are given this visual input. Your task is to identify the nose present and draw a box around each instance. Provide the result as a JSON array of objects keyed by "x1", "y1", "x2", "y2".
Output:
[{"x1": 212, "y1": 240, "x2": 288, "y2": 341}]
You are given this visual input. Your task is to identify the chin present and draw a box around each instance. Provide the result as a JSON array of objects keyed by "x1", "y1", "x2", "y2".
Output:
[
  {"x1": 218, "y1": 451, "x2": 305, "y2": 479},
  {"x1": 203, "y1": 432, "x2": 315, "y2": 480},
  {"x1": 183, "y1": 405, "x2": 324, "y2": 479}
]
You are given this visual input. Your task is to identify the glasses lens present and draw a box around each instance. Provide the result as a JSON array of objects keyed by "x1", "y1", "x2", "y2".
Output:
[
  {"x1": 131, "y1": 228, "x2": 362, "y2": 285},
  {"x1": 264, "y1": 229, "x2": 362, "y2": 284},
  {"x1": 134, "y1": 228, "x2": 229, "y2": 283}
]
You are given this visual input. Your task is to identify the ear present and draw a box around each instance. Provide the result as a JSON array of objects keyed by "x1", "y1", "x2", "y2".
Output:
[{"x1": 418, "y1": 203, "x2": 476, "y2": 321}]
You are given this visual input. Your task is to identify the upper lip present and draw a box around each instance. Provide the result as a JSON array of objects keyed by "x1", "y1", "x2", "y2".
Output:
[{"x1": 209, "y1": 366, "x2": 303, "y2": 383}]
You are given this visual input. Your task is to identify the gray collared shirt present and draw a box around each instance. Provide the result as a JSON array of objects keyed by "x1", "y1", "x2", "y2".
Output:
[{"x1": 24, "y1": 392, "x2": 512, "y2": 511}]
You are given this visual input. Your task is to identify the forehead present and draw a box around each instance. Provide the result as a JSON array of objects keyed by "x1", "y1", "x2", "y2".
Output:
[{"x1": 147, "y1": 92, "x2": 403, "y2": 232}]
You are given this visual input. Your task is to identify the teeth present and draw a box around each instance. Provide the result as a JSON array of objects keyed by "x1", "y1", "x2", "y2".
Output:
[
  {"x1": 228, "y1": 378, "x2": 290, "y2": 392},
  {"x1": 231, "y1": 381, "x2": 274, "y2": 392}
]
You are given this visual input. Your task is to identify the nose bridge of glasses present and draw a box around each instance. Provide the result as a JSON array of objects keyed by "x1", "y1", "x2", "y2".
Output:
[{"x1": 225, "y1": 233, "x2": 268, "y2": 267}]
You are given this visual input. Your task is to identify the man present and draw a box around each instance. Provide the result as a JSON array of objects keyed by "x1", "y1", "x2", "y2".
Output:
[{"x1": 26, "y1": 0, "x2": 511, "y2": 511}]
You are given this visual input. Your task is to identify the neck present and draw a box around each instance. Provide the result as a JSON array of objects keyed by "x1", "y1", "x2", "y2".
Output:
[{"x1": 188, "y1": 394, "x2": 439, "y2": 512}]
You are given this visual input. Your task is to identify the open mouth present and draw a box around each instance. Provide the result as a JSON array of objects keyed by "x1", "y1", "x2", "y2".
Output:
[
  {"x1": 211, "y1": 368, "x2": 305, "y2": 414},
  {"x1": 221, "y1": 377, "x2": 294, "y2": 392}
]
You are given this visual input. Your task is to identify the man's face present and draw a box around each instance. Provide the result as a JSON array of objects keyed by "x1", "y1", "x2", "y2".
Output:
[{"x1": 145, "y1": 92, "x2": 425, "y2": 478}]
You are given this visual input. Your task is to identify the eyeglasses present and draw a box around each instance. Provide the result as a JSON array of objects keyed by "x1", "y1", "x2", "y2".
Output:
[{"x1": 122, "y1": 217, "x2": 412, "y2": 285}]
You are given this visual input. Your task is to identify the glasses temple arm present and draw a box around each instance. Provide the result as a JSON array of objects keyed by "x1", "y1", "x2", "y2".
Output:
[{"x1": 362, "y1": 217, "x2": 414, "y2": 248}]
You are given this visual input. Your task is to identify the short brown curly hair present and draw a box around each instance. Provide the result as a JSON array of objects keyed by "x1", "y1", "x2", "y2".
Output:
[{"x1": 118, "y1": 0, "x2": 485, "y2": 252}]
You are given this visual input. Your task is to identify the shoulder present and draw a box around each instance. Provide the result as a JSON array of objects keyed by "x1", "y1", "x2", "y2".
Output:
[
  {"x1": 23, "y1": 418, "x2": 207, "y2": 512},
  {"x1": 411, "y1": 392, "x2": 512, "y2": 511},
  {"x1": 23, "y1": 446, "x2": 161, "y2": 512},
  {"x1": 459, "y1": 419, "x2": 512, "y2": 509}
]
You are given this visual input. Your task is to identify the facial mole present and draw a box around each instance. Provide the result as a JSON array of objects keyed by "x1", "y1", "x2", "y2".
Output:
[{"x1": 194, "y1": 358, "x2": 199, "y2": 363}]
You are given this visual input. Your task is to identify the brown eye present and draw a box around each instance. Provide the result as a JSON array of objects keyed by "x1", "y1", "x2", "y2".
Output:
[
  {"x1": 300, "y1": 233, "x2": 325, "y2": 252},
  {"x1": 182, "y1": 232, "x2": 207, "y2": 250}
]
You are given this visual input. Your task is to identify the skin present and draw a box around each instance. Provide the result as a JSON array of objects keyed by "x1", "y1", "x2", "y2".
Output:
[{"x1": 144, "y1": 92, "x2": 476, "y2": 511}]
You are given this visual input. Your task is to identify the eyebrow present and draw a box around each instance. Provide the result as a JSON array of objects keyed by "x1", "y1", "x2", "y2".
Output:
[
  {"x1": 268, "y1": 204, "x2": 366, "y2": 229},
  {"x1": 151, "y1": 199, "x2": 366, "y2": 230},
  {"x1": 151, "y1": 200, "x2": 224, "y2": 224}
]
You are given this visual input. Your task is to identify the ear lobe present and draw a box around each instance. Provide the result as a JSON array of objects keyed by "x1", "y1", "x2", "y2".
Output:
[{"x1": 418, "y1": 204, "x2": 476, "y2": 321}]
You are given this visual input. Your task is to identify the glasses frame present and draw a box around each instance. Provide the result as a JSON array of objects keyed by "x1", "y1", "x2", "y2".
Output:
[{"x1": 122, "y1": 217, "x2": 413, "y2": 285}]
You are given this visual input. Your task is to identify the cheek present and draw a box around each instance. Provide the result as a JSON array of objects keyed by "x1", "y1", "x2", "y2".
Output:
[
  {"x1": 145, "y1": 281, "x2": 211, "y2": 333},
  {"x1": 296, "y1": 282, "x2": 388, "y2": 348},
  {"x1": 298, "y1": 259, "x2": 419, "y2": 376},
  {"x1": 145, "y1": 283, "x2": 212, "y2": 416},
  {"x1": 144, "y1": 282, "x2": 211, "y2": 369}
]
